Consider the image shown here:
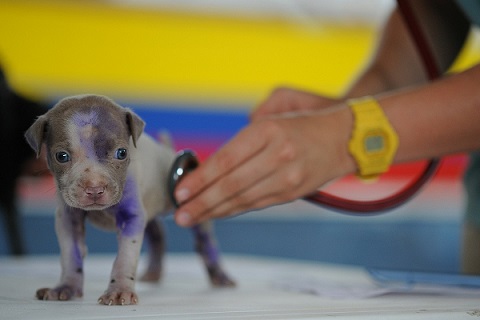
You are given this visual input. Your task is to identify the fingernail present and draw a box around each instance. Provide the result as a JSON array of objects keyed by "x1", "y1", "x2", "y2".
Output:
[
  {"x1": 176, "y1": 211, "x2": 191, "y2": 227},
  {"x1": 175, "y1": 188, "x2": 190, "y2": 203}
]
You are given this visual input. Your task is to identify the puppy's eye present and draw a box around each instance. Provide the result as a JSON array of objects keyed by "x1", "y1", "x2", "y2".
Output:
[
  {"x1": 115, "y1": 148, "x2": 127, "y2": 160},
  {"x1": 55, "y1": 151, "x2": 71, "y2": 163}
]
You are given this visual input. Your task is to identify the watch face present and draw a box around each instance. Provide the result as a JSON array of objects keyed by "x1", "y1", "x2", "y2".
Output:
[{"x1": 364, "y1": 131, "x2": 386, "y2": 154}]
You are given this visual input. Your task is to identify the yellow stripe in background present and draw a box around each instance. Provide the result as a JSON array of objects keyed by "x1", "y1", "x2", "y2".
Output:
[{"x1": 0, "y1": 0, "x2": 478, "y2": 108}]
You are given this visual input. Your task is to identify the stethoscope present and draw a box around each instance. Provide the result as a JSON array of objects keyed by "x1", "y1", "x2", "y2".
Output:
[{"x1": 168, "y1": 0, "x2": 441, "y2": 214}]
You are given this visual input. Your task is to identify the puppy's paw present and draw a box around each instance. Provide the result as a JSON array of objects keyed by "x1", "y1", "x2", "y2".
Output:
[
  {"x1": 36, "y1": 285, "x2": 83, "y2": 301},
  {"x1": 97, "y1": 290, "x2": 138, "y2": 306},
  {"x1": 208, "y1": 266, "x2": 236, "y2": 288},
  {"x1": 139, "y1": 269, "x2": 162, "y2": 283}
]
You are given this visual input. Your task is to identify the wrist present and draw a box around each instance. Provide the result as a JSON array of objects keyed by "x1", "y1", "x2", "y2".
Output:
[{"x1": 323, "y1": 105, "x2": 358, "y2": 179}]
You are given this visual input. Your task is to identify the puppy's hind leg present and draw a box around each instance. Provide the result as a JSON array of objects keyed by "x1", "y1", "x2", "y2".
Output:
[
  {"x1": 192, "y1": 221, "x2": 235, "y2": 287},
  {"x1": 140, "y1": 218, "x2": 165, "y2": 282}
]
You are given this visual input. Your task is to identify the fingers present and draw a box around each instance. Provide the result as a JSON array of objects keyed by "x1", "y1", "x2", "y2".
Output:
[
  {"x1": 173, "y1": 121, "x2": 272, "y2": 222},
  {"x1": 175, "y1": 158, "x2": 275, "y2": 226},
  {"x1": 178, "y1": 140, "x2": 294, "y2": 226},
  {"x1": 251, "y1": 87, "x2": 339, "y2": 122},
  {"x1": 193, "y1": 164, "x2": 308, "y2": 224},
  {"x1": 250, "y1": 87, "x2": 301, "y2": 121}
]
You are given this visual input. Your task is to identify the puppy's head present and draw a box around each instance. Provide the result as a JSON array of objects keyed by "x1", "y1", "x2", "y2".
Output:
[{"x1": 25, "y1": 94, "x2": 145, "y2": 210}]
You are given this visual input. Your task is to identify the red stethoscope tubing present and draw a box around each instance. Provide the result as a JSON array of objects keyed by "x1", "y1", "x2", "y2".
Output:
[{"x1": 304, "y1": 0, "x2": 442, "y2": 214}]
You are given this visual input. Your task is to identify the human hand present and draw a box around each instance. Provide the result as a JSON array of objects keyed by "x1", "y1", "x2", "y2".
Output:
[
  {"x1": 250, "y1": 87, "x2": 342, "y2": 121},
  {"x1": 173, "y1": 105, "x2": 355, "y2": 227}
]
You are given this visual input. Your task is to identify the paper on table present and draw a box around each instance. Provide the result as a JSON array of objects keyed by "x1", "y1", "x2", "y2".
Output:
[{"x1": 273, "y1": 270, "x2": 480, "y2": 299}]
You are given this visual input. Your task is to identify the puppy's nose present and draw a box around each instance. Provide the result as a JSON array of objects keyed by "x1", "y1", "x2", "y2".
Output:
[{"x1": 85, "y1": 186, "x2": 105, "y2": 198}]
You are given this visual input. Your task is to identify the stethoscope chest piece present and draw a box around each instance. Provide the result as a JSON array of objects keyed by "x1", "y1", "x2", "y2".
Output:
[{"x1": 167, "y1": 150, "x2": 200, "y2": 208}]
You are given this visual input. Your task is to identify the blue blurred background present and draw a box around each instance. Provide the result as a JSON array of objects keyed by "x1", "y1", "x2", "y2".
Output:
[{"x1": 1, "y1": 0, "x2": 480, "y2": 273}]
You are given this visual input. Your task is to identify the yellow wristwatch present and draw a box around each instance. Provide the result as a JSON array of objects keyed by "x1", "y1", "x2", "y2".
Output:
[{"x1": 348, "y1": 96, "x2": 399, "y2": 180}]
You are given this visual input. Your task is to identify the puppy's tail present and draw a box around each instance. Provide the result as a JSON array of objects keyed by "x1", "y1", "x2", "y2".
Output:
[{"x1": 156, "y1": 130, "x2": 175, "y2": 150}]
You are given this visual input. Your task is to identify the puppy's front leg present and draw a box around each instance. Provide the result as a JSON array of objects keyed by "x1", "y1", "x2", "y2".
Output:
[
  {"x1": 98, "y1": 185, "x2": 145, "y2": 306},
  {"x1": 36, "y1": 206, "x2": 86, "y2": 301}
]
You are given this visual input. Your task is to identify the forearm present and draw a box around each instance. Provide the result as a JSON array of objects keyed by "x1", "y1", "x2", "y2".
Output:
[
  {"x1": 343, "y1": 10, "x2": 428, "y2": 99},
  {"x1": 378, "y1": 63, "x2": 480, "y2": 164}
]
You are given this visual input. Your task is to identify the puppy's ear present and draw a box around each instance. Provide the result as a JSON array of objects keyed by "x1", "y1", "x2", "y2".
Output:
[
  {"x1": 125, "y1": 110, "x2": 145, "y2": 147},
  {"x1": 24, "y1": 115, "x2": 48, "y2": 157}
]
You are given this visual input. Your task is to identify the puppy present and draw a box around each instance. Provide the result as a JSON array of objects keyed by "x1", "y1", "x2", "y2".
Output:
[{"x1": 25, "y1": 94, "x2": 234, "y2": 305}]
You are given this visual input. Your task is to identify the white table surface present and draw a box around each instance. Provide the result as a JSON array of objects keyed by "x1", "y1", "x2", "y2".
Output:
[{"x1": 1, "y1": 254, "x2": 479, "y2": 320}]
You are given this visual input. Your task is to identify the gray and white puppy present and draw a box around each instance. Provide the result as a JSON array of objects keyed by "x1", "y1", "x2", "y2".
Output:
[{"x1": 25, "y1": 94, "x2": 234, "y2": 306}]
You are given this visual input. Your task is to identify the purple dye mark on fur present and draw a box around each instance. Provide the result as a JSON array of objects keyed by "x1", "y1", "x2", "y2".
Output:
[
  {"x1": 72, "y1": 111, "x2": 99, "y2": 127},
  {"x1": 115, "y1": 175, "x2": 144, "y2": 237},
  {"x1": 73, "y1": 244, "x2": 83, "y2": 272},
  {"x1": 64, "y1": 205, "x2": 85, "y2": 270},
  {"x1": 72, "y1": 111, "x2": 100, "y2": 160},
  {"x1": 193, "y1": 225, "x2": 219, "y2": 265}
]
